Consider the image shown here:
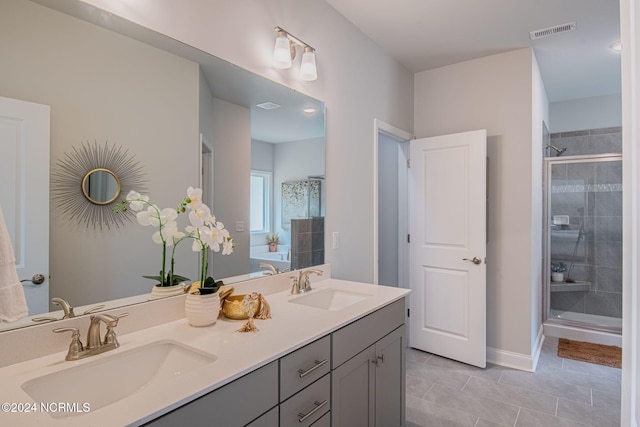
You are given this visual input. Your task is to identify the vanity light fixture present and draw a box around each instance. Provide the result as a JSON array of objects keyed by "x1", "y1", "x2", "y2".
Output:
[
  {"x1": 300, "y1": 46, "x2": 317, "y2": 81},
  {"x1": 273, "y1": 26, "x2": 318, "y2": 81}
]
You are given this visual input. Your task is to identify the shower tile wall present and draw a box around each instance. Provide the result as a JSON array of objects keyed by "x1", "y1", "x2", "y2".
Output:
[
  {"x1": 549, "y1": 126, "x2": 622, "y2": 319},
  {"x1": 548, "y1": 127, "x2": 622, "y2": 157},
  {"x1": 290, "y1": 217, "x2": 324, "y2": 270}
]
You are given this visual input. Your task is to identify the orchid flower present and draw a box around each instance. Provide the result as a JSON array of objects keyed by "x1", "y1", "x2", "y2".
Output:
[
  {"x1": 115, "y1": 187, "x2": 234, "y2": 289},
  {"x1": 114, "y1": 192, "x2": 187, "y2": 287},
  {"x1": 179, "y1": 187, "x2": 234, "y2": 286}
]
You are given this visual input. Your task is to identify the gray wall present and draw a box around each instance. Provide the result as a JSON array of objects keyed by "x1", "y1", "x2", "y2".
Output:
[
  {"x1": 377, "y1": 133, "x2": 400, "y2": 287},
  {"x1": 550, "y1": 94, "x2": 622, "y2": 133},
  {"x1": 414, "y1": 48, "x2": 546, "y2": 362},
  {"x1": 211, "y1": 98, "x2": 251, "y2": 279},
  {"x1": 1, "y1": 0, "x2": 200, "y2": 306},
  {"x1": 81, "y1": 0, "x2": 415, "y2": 285}
]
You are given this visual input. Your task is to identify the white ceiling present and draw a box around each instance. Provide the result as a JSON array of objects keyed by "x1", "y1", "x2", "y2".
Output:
[{"x1": 325, "y1": 0, "x2": 621, "y2": 103}]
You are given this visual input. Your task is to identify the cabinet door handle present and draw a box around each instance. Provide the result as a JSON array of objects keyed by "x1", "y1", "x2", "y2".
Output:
[
  {"x1": 298, "y1": 359, "x2": 328, "y2": 378},
  {"x1": 297, "y1": 399, "x2": 328, "y2": 423},
  {"x1": 371, "y1": 354, "x2": 384, "y2": 366}
]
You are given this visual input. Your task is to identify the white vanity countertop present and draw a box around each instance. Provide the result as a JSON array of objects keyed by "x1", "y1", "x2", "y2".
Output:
[{"x1": 0, "y1": 278, "x2": 409, "y2": 426}]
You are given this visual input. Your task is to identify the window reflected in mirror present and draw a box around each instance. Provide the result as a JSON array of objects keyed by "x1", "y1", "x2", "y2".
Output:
[{"x1": 250, "y1": 171, "x2": 272, "y2": 234}]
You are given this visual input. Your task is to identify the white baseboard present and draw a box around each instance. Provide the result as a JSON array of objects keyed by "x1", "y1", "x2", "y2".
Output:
[{"x1": 487, "y1": 326, "x2": 544, "y2": 372}]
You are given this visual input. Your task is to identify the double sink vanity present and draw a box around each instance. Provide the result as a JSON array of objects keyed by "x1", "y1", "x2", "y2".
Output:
[{"x1": 0, "y1": 267, "x2": 409, "y2": 426}]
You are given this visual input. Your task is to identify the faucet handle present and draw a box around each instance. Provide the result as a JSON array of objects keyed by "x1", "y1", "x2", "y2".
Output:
[
  {"x1": 103, "y1": 313, "x2": 128, "y2": 347},
  {"x1": 289, "y1": 276, "x2": 300, "y2": 294},
  {"x1": 82, "y1": 304, "x2": 106, "y2": 315},
  {"x1": 32, "y1": 316, "x2": 59, "y2": 323},
  {"x1": 53, "y1": 327, "x2": 84, "y2": 360}
]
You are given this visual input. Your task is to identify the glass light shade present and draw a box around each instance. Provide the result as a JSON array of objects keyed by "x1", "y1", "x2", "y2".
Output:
[
  {"x1": 273, "y1": 35, "x2": 292, "y2": 69},
  {"x1": 300, "y1": 49, "x2": 317, "y2": 81}
]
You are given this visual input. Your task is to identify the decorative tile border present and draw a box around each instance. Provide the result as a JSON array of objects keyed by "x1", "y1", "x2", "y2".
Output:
[{"x1": 551, "y1": 183, "x2": 623, "y2": 193}]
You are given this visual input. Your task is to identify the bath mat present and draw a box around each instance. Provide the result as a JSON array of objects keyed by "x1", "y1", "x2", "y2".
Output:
[{"x1": 557, "y1": 338, "x2": 621, "y2": 368}]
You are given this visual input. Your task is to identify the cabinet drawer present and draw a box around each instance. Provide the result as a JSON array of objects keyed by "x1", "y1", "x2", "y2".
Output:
[
  {"x1": 245, "y1": 406, "x2": 278, "y2": 427},
  {"x1": 332, "y1": 298, "x2": 405, "y2": 368},
  {"x1": 280, "y1": 335, "x2": 330, "y2": 400},
  {"x1": 145, "y1": 361, "x2": 278, "y2": 427},
  {"x1": 280, "y1": 374, "x2": 330, "y2": 427},
  {"x1": 310, "y1": 411, "x2": 330, "y2": 427}
]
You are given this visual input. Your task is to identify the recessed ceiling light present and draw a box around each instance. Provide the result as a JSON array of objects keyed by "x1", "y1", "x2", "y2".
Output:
[
  {"x1": 303, "y1": 107, "x2": 316, "y2": 115},
  {"x1": 256, "y1": 101, "x2": 281, "y2": 110},
  {"x1": 610, "y1": 41, "x2": 622, "y2": 52}
]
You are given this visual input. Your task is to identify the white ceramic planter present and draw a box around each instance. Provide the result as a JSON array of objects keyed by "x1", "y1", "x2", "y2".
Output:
[
  {"x1": 185, "y1": 293, "x2": 221, "y2": 327},
  {"x1": 551, "y1": 272, "x2": 565, "y2": 282},
  {"x1": 150, "y1": 283, "x2": 186, "y2": 300}
]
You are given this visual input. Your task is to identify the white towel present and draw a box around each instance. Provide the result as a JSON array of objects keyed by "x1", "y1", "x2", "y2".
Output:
[{"x1": 0, "y1": 206, "x2": 28, "y2": 322}]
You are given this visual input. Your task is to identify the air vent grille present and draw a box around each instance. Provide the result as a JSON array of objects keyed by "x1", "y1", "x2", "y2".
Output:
[
  {"x1": 529, "y1": 22, "x2": 576, "y2": 40},
  {"x1": 256, "y1": 101, "x2": 281, "y2": 110}
]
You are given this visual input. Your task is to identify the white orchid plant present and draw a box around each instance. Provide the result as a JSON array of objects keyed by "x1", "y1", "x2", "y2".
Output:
[
  {"x1": 114, "y1": 187, "x2": 234, "y2": 291},
  {"x1": 177, "y1": 187, "x2": 234, "y2": 293}
]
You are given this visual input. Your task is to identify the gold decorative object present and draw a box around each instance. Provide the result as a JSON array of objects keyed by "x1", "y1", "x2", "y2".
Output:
[
  {"x1": 223, "y1": 294, "x2": 261, "y2": 320},
  {"x1": 218, "y1": 286, "x2": 234, "y2": 301},
  {"x1": 255, "y1": 293, "x2": 272, "y2": 320},
  {"x1": 236, "y1": 293, "x2": 259, "y2": 333}
]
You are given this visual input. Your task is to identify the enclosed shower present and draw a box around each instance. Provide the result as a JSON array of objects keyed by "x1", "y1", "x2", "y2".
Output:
[{"x1": 543, "y1": 127, "x2": 622, "y2": 334}]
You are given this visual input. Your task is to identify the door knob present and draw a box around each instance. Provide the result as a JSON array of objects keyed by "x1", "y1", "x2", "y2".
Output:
[
  {"x1": 20, "y1": 274, "x2": 46, "y2": 285},
  {"x1": 463, "y1": 257, "x2": 482, "y2": 265}
]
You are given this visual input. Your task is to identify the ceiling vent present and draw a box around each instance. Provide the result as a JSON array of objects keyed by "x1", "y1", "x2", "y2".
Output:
[
  {"x1": 529, "y1": 22, "x2": 576, "y2": 40},
  {"x1": 256, "y1": 101, "x2": 281, "y2": 110}
]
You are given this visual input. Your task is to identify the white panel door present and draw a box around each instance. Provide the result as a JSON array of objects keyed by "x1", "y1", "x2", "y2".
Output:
[
  {"x1": 0, "y1": 96, "x2": 50, "y2": 316},
  {"x1": 409, "y1": 130, "x2": 487, "y2": 368}
]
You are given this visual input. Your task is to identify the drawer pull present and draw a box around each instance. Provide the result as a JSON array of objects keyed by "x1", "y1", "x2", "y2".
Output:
[
  {"x1": 298, "y1": 359, "x2": 328, "y2": 378},
  {"x1": 297, "y1": 399, "x2": 328, "y2": 423}
]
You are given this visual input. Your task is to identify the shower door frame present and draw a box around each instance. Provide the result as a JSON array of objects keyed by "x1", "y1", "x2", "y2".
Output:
[{"x1": 543, "y1": 153, "x2": 623, "y2": 334}]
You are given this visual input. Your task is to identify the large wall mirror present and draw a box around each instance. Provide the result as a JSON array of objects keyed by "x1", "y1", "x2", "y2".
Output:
[{"x1": 0, "y1": 0, "x2": 325, "y2": 332}]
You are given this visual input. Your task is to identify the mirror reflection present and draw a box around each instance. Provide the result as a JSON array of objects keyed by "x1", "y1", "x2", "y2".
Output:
[
  {"x1": 82, "y1": 169, "x2": 121, "y2": 205},
  {"x1": 0, "y1": 0, "x2": 325, "y2": 331}
]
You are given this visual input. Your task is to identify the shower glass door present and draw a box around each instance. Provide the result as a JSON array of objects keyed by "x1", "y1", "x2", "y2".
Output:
[{"x1": 544, "y1": 154, "x2": 622, "y2": 332}]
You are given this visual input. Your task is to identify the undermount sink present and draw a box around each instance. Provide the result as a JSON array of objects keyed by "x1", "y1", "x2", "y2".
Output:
[
  {"x1": 21, "y1": 340, "x2": 216, "y2": 418},
  {"x1": 289, "y1": 288, "x2": 371, "y2": 311}
]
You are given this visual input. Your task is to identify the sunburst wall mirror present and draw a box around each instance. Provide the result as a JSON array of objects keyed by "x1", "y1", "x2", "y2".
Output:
[{"x1": 51, "y1": 141, "x2": 147, "y2": 230}]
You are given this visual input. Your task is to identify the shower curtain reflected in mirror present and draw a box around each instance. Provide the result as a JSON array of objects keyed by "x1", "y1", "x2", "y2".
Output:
[{"x1": 545, "y1": 154, "x2": 623, "y2": 332}]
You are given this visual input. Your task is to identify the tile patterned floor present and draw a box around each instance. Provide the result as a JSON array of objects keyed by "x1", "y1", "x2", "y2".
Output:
[{"x1": 405, "y1": 337, "x2": 622, "y2": 427}]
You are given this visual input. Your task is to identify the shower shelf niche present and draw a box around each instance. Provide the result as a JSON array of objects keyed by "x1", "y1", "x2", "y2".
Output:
[{"x1": 550, "y1": 281, "x2": 591, "y2": 293}]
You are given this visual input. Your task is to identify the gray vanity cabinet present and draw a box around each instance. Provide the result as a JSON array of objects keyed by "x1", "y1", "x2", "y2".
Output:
[
  {"x1": 279, "y1": 336, "x2": 331, "y2": 426},
  {"x1": 145, "y1": 360, "x2": 279, "y2": 427},
  {"x1": 331, "y1": 299, "x2": 406, "y2": 427},
  {"x1": 145, "y1": 297, "x2": 405, "y2": 427}
]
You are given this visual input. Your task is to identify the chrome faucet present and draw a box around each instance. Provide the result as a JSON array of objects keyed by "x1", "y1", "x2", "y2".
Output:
[
  {"x1": 297, "y1": 269, "x2": 323, "y2": 293},
  {"x1": 53, "y1": 312, "x2": 127, "y2": 361},
  {"x1": 259, "y1": 263, "x2": 279, "y2": 275},
  {"x1": 33, "y1": 297, "x2": 106, "y2": 323},
  {"x1": 52, "y1": 297, "x2": 75, "y2": 318},
  {"x1": 86, "y1": 313, "x2": 122, "y2": 349}
]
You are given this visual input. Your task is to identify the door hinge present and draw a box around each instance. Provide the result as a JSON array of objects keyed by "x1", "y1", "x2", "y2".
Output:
[
  {"x1": 407, "y1": 158, "x2": 411, "y2": 168},
  {"x1": 407, "y1": 234, "x2": 410, "y2": 243}
]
